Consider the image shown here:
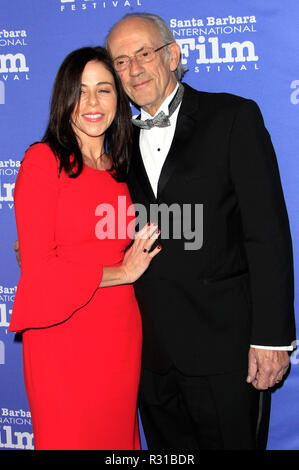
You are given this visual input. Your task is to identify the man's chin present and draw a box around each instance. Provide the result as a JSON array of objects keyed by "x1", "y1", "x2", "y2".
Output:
[
  {"x1": 127, "y1": 87, "x2": 155, "y2": 107},
  {"x1": 131, "y1": 94, "x2": 158, "y2": 111}
]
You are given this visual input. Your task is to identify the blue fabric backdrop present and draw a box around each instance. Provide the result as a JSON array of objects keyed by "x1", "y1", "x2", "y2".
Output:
[{"x1": 0, "y1": 0, "x2": 298, "y2": 450}]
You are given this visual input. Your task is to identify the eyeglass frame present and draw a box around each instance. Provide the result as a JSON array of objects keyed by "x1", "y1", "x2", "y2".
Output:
[{"x1": 112, "y1": 42, "x2": 174, "y2": 71}]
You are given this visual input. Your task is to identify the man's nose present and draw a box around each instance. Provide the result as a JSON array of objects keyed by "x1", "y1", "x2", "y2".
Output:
[{"x1": 129, "y1": 56, "x2": 144, "y2": 76}]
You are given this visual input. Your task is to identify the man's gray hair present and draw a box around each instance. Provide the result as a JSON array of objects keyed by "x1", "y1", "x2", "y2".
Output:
[{"x1": 106, "y1": 12, "x2": 187, "y2": 81}]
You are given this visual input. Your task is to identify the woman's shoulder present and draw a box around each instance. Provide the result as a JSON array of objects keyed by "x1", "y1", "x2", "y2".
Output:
[{"x1": 22, "y1": 142, "x2": 59, "y2": 173}]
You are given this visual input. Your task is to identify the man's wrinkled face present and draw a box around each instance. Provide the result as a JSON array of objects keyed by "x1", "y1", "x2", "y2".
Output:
[{"x1": 108, "y1": 17, "x2": 180, "y2": 116}]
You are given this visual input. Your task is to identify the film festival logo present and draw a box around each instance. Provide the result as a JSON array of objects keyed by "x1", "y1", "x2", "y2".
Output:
[
  {"x1": 0, "y1": 284, "x2": 17, "y2": 365},
  {"x1": 0, "y1": 285, "x2": 33, "y2": 449},
  {"x1": 59, "y1": 0, "x2": 142, "y2": 13},
  {"x1": 0, "y1": 28, "x2": 30, "y2": 104},
  {"x1": 0, "y1": 159, "x2": 20, "y2": 211},
  {"x1": 0, "y1": 285, "x2": 16, "y2": 329},
  {"x1": 171, "y1": 14, "x2": 259, "y2": 74},
  {"x1": 0, "y1": 408, "x2": 33, "y2": 449}
]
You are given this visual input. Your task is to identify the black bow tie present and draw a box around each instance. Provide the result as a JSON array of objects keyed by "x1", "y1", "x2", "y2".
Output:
[{"x1": 132, "y1": 83, "x2": 184, "y2": 130}]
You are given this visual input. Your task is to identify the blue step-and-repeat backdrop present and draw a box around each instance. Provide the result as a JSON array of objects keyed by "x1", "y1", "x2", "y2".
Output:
[{"x1": 0, "y1": 0, "x2": 298, "y2": 451}]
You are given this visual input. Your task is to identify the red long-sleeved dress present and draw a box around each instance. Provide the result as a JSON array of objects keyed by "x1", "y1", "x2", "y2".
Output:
[{"x1": 9, "y1": 143, "x2": 142, "y2": 450}]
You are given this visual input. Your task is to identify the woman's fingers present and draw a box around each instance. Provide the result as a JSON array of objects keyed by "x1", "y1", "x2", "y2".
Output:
[
  {"x1": 135, "y1": 222, "x2": 158, "y2": 240},
  {"x1": 141, "y1": 224, "x2": 160, "y2": 253},
  {"x1": 143, "y1": 228, "x2": 160, "y2": 251},
  {"x1": 134, "y1": 223, "x2": 160, "y2": 252},
  {"x1": 121, "y1": 223, "x2": 162, "y2": 283},
  {"x1": 148, "y1": 244, "x2": 162, "y2": 258}
]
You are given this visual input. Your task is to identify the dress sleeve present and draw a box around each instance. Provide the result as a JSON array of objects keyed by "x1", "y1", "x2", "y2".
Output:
[{"x1": 9, "y1": 143, "x2": 103, "y2": 332}]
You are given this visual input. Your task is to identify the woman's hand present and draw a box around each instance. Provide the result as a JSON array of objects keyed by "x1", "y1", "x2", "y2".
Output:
[
  {"x1": 121, "y1": 223, "x2": 161, "y2": 283},
  {"x1": 99, "y1": 223, "x2": 161, "y2": 288}
]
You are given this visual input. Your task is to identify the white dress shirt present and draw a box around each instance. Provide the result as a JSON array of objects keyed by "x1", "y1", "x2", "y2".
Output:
[
  {"x1": 139, "y1": 83, "x2": 180, "y2": 198},
  {"x1": 138, "y1": 84, "x2": 293, "y2": 352}
]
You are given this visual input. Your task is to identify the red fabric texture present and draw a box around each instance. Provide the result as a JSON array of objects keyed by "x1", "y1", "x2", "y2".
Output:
[{"x1": 10, "y1": 143, "x2": 142, "y2": 449}]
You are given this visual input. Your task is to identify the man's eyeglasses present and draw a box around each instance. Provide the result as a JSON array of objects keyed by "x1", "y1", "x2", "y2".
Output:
[{"x1": 113, "y1": 43, "x2": 173, "y2": 72}]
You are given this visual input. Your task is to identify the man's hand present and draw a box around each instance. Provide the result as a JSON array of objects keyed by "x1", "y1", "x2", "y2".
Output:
[
  {"x1": 247, "y1": 347, "x2": 290, "y2": 390},
  {"x1": 14, "y1": 240, "x2": 21, "y2": 267}
]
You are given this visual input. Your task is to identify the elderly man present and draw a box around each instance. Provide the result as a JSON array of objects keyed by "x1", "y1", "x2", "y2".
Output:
[{"x1": 106, "y1": 13, "x2": 295, "y2": 450}]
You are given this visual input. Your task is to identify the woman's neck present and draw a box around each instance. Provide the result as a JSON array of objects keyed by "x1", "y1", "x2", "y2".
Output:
[{"x1": 79, "y1": 139, "x2": 111, "y2": 171}]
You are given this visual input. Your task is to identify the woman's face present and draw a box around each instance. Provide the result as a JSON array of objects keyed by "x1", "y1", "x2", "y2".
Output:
[{"x1": 71, "y1": 60, "x2": 117, "y2": 146}]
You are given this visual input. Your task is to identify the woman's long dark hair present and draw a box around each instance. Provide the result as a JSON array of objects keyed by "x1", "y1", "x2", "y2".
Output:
[{"x1": 41, "y1": 46, "x2": 132, "y2": 181}]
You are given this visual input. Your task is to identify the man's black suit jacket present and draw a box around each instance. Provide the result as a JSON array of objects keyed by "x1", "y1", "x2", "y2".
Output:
[{"x1": 127, "y1": 83, "x2": 295, "y2": 376}]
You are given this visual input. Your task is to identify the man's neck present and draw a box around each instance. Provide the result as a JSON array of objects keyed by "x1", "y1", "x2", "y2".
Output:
[{"x1": 141, "y1": 82, "x2": 179, "y2": 118}]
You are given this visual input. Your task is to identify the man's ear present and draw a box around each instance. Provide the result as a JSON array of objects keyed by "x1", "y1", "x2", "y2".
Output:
[{"x1": 167, "y1": 42, "x2": 181, "y2": 72}]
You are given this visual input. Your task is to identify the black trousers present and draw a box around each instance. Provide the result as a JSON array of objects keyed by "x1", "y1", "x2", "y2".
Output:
[{"x1": 138, "y1": 367, "x2": 271, "y2": 450}]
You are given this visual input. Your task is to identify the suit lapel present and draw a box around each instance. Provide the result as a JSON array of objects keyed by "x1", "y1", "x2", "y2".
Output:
[
  {"x1": 157, "y1": 84, "x2": 200, "y2": 199},
  {"x1": 131, "y1": 84, "x2": 201, "y2": 202}
]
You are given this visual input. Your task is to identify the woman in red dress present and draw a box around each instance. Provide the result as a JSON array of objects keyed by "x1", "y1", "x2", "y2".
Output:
[{"x1": 9, "y1": 47, "x2": 161, "y2": 450}]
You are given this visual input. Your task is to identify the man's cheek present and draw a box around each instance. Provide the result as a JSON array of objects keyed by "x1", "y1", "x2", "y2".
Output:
[
  {"x1": 124, "y1": 87, "x2": 135, "y2": 101},
  {"x1": 117, "y1": 71, "x2": 127, "y2": 87}
]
